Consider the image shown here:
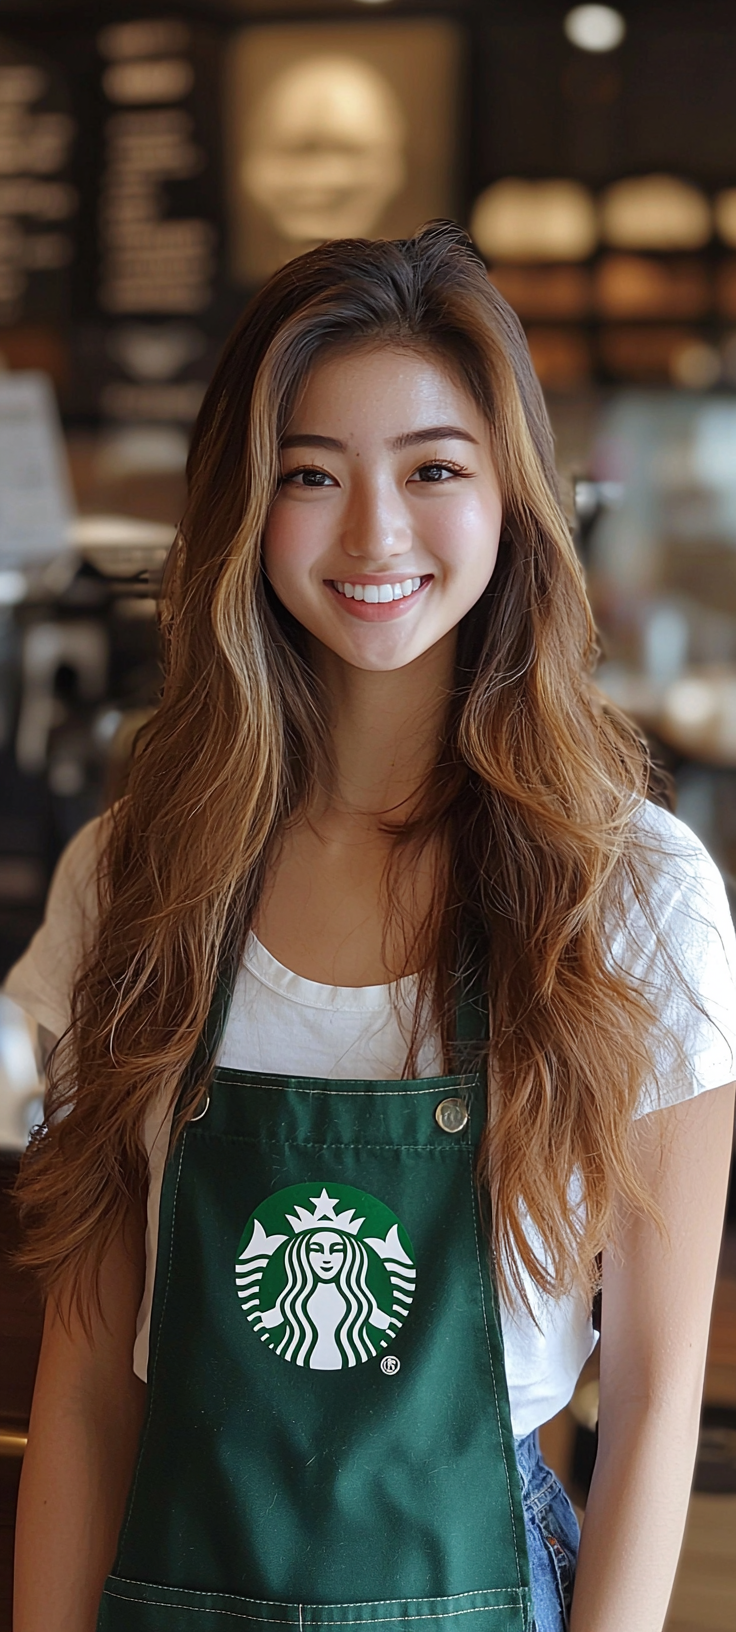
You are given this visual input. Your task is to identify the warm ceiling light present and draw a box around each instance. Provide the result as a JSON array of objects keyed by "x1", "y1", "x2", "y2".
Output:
[
  {"x1": 470, "y1": 179, "x2": 597, "y2": 262},
  {"x1": 564, "y1": 6, "x2": 626, "y2": 52}
]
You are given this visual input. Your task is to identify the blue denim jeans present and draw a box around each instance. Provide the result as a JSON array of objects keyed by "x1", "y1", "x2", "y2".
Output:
[{"x1": 514, "y1": 1431, "x2": 581, "y2": 1632}]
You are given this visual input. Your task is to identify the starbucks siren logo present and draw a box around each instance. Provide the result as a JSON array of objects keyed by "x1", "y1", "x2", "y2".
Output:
[{"x1": 235, "y1": 1182, "x2": 415, "y2": 1370}]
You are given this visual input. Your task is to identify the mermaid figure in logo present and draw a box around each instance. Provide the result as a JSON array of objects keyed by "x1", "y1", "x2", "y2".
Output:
[{"x1": 259, "y1": 1228, "x2": 393, "y2": 1369}]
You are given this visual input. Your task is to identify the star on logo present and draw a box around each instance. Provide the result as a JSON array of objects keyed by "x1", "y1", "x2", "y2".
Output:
[
  {"x1": 285, "y1": 1188, "x2": 366, "y2": 1235},
  {"x1": 310, "y1": 1189, "x2": 341, "y2": 1221}
]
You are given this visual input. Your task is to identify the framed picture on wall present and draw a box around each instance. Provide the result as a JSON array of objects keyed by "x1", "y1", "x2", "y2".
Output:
[{"x1": 224, "y1": 16, "x2": 464, "y2": 284}]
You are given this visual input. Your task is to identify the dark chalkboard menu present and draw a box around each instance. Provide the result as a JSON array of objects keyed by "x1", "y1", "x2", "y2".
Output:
[
  {"x1": 0, "y1": 5, "x2": 467, "y2": 423},
  {"x1": 0, "y1": 11, "x2": 237, "y2": 420}
]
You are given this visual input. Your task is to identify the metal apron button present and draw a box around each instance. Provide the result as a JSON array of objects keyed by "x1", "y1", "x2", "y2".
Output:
[{"x1": 434, "y1": 1096, "x2": 469, "y2": 1134}]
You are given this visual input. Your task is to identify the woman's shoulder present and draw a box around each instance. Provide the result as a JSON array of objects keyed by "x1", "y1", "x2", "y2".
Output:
[
  {"x1": 621, "y1": 800, "x2": 736, "y2": 1108},
  {"x1": 2, "y1": 809, "x2": 113, "y2": 1038},
  {"x1": 609, "y1": 795, "x2": 735, "y2": 998},
  {"x1": 52, "y1": 808, "x2": 112, "y2": 895},
  {"x1": 628, "y1": 798, "x2": 731, "y2": 924}
]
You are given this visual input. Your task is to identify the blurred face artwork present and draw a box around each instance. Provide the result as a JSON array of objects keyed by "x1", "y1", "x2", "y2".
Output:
[
  {"x1": 263, "y1": 345, "x2": 504, "y2": 677},
  {"x1": 241, "y1": 55, "x2": 407, "y2": 245}
]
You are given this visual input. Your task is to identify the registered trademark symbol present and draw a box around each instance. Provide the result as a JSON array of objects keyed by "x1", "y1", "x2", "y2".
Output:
[{"x1": 380, "y1": 1354, "x2": 400, "y2": 1375}]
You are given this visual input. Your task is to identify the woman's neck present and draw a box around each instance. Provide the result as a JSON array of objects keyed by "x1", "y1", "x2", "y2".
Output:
[{"x1": 310, "y1": 630, "x2": 456, "y2": 823}]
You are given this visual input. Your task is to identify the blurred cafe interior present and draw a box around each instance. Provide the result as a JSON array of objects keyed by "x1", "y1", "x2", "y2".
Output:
[{"x1": 1, "y1": 1, "x2": 736, "y2": 1625}]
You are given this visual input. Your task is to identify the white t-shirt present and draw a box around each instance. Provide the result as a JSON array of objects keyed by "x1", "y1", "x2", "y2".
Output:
[{"x1": 5, "y1": 801, "x2": 736, "y2": 1437}]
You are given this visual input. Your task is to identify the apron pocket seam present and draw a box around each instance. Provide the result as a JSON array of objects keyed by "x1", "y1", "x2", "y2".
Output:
[
  {"x1": 102, "y1": 1579, "x2": 531, "y2": 1624},
  {"x1": 108, "y1": 1577, "x2": 523, "y2": 1609}
]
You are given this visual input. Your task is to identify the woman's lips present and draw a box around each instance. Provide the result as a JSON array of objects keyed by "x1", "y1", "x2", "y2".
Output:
[{"x1": 325, "y1": 576, "x2": 432, "y2": 621}]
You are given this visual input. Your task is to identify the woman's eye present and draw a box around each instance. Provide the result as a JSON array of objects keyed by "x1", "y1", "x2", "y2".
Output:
[
  {"x1": 281, "y1": 466, "x2": 336, "y2": 488},
  {"x1": 410, "y1": 461, "x2": 466, "y2": 483}
]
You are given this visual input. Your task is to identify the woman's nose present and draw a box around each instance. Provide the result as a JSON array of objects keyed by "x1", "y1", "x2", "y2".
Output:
[{"x1": 340, "y1": 476, "x2": 413, "y2": 563}]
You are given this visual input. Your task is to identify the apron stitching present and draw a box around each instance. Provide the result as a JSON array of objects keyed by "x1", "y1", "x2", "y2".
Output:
[
  {"x1": 118, "y1": 1130, "x2": 187, "y2": 1554},
  {"x1": 467, "y1": 1140, "x2": 522, "y2": 1592},
  {"x1": 102, "y1": 1588, "x2": 524, "y2": 1622},
  {"x1": 110, "y1": 1577, "x2": 520, "y2": 1607},
  {"x1": 191, "y1": 1136, "x2": 467, "y2": 1153},
  {"x1": 212, "y1": 1079, "x2": 455, "y2": 1097},
  {"x1": 299, "y1": 1605, "x2": 304, "y2": 1632}
]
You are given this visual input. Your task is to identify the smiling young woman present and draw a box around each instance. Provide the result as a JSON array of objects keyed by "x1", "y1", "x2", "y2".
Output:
[{"x1": 8, "y1": 224, "x2": 736, "y2": 1632}]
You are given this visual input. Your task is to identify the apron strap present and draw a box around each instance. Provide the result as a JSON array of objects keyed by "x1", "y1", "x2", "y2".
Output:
[
  {"x1": 186, "y1": 963, "x2": 237, "y2": 1110},
  {"x1": 452, "y1": 965, "x2": 490, "y2": 1075}
]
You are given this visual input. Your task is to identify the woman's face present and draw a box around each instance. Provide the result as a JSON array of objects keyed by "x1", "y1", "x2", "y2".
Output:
[
  {"x1": 263, "y1": 345, "x2": 504, "y2": 673},
  {"x1": 308, "y1": 1231, "x2": 345, "y2": 1281}
]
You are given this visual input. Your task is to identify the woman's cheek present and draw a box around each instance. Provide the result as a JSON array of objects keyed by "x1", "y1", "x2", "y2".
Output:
[
  {"x1": 263, "y1": 502, "x2": 328, "y2": 589},
  {"x1": 425, "y1": 492, "x2": 501, "y2": 585},
  {"x1": 262, "y1": 510, "x2": 302, "y2": 599}
]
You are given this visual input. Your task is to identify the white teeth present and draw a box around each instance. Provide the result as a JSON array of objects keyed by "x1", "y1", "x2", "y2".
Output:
[{"x1": 331, "y1": 576, "x2": 425, "y2": 601}]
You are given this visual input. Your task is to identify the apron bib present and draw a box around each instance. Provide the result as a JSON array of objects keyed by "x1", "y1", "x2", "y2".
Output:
[{"x1": 97, "y1": 978, "x2": 533, "y2": 1631}]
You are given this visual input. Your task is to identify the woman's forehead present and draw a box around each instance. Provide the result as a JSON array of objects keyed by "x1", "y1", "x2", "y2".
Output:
[{"x1": 286, "y1": 344, "x2": 486, "y2": 439}]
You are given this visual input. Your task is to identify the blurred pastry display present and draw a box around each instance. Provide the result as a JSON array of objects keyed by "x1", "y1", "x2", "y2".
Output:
[
  {"x1": 524, "y1": 327, "x2": 592, "y2": 389},
  {"x1": 598, "y1": 326, "x2": 706, "y2": 383},
  {"x1": 715, "y1": 259, "x2": 736, "y2": 320},
  {"x1": 595, "y1": 255, "x2": 710, "y2": 319},
  {"x1": 488, "y1": 265, "x2": 592, "y2": 319}
]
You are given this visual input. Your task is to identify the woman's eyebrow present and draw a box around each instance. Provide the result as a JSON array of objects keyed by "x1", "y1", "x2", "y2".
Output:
[
  {"x1": 280, "y1": 426, "x2": 480, "y2": 453},
  {"x1": 280, "y1": 433, "x2": 345, "y2": 451},
  {"x1": 388, "y1": 425, "x2": 480, "y2": 451}
]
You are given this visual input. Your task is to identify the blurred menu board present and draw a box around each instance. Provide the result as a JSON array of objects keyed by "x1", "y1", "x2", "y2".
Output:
[
  {"x1": 0, "y1": 33, "x2": 76, "y2": 346},
  {"x1": 96, "y1": 18, "x2": 215, "y2": 320},
  {"x1": 69, "y1": 14, "x2": 224, "y2": 426}
]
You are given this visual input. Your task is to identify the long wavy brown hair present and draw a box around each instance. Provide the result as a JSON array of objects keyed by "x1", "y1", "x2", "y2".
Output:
[{"x1": 18, "y1": 222, "x2": 675, "y2": 1320}]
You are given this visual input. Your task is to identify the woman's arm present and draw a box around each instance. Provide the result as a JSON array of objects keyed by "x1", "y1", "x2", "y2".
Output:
[
  {"x1": 13, "y1": 1195, "x2": 147, "y2": 1632},
  {"x1": 569, "y1": 1077, "x2": 735, "y2": 1632}
]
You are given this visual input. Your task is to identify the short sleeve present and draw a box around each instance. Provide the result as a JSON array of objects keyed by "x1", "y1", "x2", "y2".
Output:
[
  {"x1": 611, "y1": 803, "x2": 736, "y2": 1117},
  {"x1": 2, "y1": 814, "x2": 108, "y2": 1040}
]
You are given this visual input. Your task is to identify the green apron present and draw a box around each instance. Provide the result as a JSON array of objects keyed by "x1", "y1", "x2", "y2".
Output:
[{"x1": 97, "y1": 976, "x2": 533, "y2": 1631}]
